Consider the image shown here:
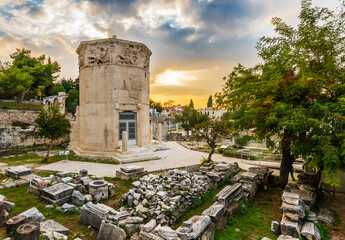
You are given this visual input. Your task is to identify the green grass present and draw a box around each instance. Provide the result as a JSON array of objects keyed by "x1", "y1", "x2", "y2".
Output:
[
  {"x1": 0, "y1": 102, "x2": 42, "y2": 111},
  {"x1": 0, "y1": 151, "x2": 120, "y2": 166},
  {"x1": 0, "y1": 144, "x2": 68, "y2": 157},
  {"x1": 215, "y1": 184, "x2": 283, "y2": 240}
]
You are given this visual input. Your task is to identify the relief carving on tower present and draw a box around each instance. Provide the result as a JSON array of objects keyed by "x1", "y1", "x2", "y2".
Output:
[
  {"x1": 87, "y1": 47, "x2": 111, "y2": 65},
  {"x1": 115, "y1": 45, "x2": 141, "y2": 66},
  {"x1": 78, "y1": 41, "x2": 150, "y2": 70},
  {"x1": 78, "y1": 47, "x2": 86, "y2": 69}
]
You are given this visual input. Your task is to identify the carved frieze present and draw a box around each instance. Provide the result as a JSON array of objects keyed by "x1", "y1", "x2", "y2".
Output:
[{"x1": 77, "y1": 39, "x2": 151, "y2": 70}]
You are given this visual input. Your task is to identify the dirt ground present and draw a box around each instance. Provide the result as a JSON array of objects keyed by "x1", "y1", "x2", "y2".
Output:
[{"x1": 318, "y1": 192, "x2": 345, "y2": 240}]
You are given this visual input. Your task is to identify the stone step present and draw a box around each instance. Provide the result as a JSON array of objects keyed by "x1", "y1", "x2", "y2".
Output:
[{"x1": 72, "y1": 146, "x2": 160, "y2": 163}]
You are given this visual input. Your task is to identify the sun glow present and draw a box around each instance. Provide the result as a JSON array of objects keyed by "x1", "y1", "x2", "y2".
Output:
[{"x1": 154, "y1": 70, "x2": 197, "y2": 85}]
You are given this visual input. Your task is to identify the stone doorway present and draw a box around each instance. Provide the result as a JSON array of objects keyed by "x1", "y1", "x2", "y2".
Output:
[{"x1": 119, "y1": 112, "x2": 137, "y2": 146}]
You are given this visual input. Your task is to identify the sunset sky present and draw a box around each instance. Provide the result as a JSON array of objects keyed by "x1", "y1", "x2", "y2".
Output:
[{"x1": 0, "y1": 0, "x2": 340, "y2": 108}]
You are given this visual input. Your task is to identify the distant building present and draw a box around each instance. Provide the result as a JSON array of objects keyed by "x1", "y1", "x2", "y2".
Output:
[
  {"x1": 198, "y1": 108, "x2": 226, "y2": 119},
  {"x1": 0, "y1": 60, "x2": 3, "y2": 75},
  {"x1": 43, "y1": 92, "x2": 68, "y2": 114},
  {"x1": 161, "y1": 104, "x2": 184, "y2": 117}
]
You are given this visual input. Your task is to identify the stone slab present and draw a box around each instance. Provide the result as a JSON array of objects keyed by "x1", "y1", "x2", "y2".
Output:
[
  {"x1": 42, "y1": 195, "x2": 71, "y2": 205},
  {"x1": 18, "y1": 207, "x2": 45, "y2": 223},
  {"x1": 202, "y1": 203, "x2": 224, "y2": 222},
  {"x1": 280, "y1": 215, "x2": 301, "y2": 238},
  {"x1": 120, "y1": 166, "x2": 144, "y2": 173},
  {"x1": 42, "y1": 183, "x2": 74, "y2": 200},
  {"x1": 214, "y1": 183, "x2": 242, "y2": 207},
  {"x1": 116, "y1": 170, "x2": 147, "y2": 180},
  {"x1": 301, "y1": 222, "x2": 321, "y2": 240},
  {"x1": 5, "y1": 166, "x2": 32, "y2": 179},
  {"x1": 40, "y1": 220, "x2": 69, "y2": 235},
  {"x1": 176, "y1": 215, "x2": 211, "y2": 240}
]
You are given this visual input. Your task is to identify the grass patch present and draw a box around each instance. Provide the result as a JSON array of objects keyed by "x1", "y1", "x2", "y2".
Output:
[
  {"x1": 103, "y1": 177, "x2": 135, "y2": 209},
  {"x1": 0, "y1": 151, "x2": 120, "y2": 166},
  {"x1": 215, "y1": 183, "x2": 282, "y2": 240},
  {"x1": 0, "y1": 144, "x2": 68, "y2": 157},
  {"x1": 0, "y1": 102, "x2": 42, "y2": 111}
]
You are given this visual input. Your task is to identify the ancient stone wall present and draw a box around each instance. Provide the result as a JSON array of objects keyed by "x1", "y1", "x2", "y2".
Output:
[
  {"x1": 0, "y1": 110, "x2": 38, "y2": 127},
  {"x1": 0, "y1": 126, "x2": 69, "y2": 149}
]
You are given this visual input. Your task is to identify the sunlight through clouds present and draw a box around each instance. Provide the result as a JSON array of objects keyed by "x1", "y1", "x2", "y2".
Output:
[
  {"x1": 154, "y1": 70, "x2": 197, "y2": 86},
  {"x1": 0, "y1": 0, "x2": 342, "y2": 107}
]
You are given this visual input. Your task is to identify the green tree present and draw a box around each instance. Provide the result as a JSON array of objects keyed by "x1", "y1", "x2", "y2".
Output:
[
  {"x1": 60, "y1": 78, "x2": 75, "y2": 93},
  {"x1": 189, "y1": 99, "x2": 194, "y2": 109},
  {"x1": 0, "y1": 49, "x2": 60, "y2": 102},
  {"x1": 174, "y1": 107, "x2": 208, "y2": 140},
  {"x1": 49, "y1": 83, "x2": 65, "y2": 96},
  {"x1": 164, "y1": 99, "x2": 175, "y2": 107},
  {"x1": 195, "y1": 119, "x2": 230, "y2": 162},
  {"x1": 207, "y1": 95, "x2": 213, "y2": 108},
  {"x1": 149, "y1": 98, "x2": 163, "y2": 113},
  {"x1": 216, "y1": 0, "x2": 345, "y2": 188},
  {"x1": 234, "y1": 135, "x2": 251, "y2": 149},
  {"x1": 66, "y1": 89, "x2": 79, "y2": 115},
  {"x1": 35, "y1": 105, "x2": 71, "y2": 161}
]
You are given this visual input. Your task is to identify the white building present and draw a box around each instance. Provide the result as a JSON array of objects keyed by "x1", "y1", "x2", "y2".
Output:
[{"x1": 198, "y1": 108, "x2": 226, "y2": 119}]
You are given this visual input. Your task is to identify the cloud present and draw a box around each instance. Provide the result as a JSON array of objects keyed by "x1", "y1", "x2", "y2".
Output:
[{"x1": 0, "y1": 0, "x2": 342, "y2": 107}]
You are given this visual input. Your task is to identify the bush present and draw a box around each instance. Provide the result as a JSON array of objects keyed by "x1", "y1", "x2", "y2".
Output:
[
  {"x1": 223, "y1": 150, "x2": 258, "y2": 160},
  {"x1": 234, "y1": 135, "x2": 250, "y2": 148}
]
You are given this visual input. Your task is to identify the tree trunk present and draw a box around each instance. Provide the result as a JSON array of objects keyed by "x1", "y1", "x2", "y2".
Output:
[
  {"x1": 45, "y1": 139, "x2": 54, "y2": 161},
  {"x1": 208, "y1": 147, "x2": 215, "y2": 162},
  {"x1": 315, "y1": 168, "x2": 323, "y2": 189},
  {"x1": 279, "y1": 130, "x2": 295, "y2": 189},
  {"x1": 186, "y1": 126, "x2": 190, "y2": 140},
  {"x1": 19, "y1": 88, "x2": 30, "y2": 103}
]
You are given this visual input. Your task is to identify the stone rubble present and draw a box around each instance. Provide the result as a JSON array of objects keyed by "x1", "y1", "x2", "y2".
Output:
[
  {"x1": 28, "y1": 170, "x2": 116, "y2": 206},
  {"x1": 275, "y1": 172, "x2": 322, "y2": 240},
  {"x1": 131, "y1": 164, "x2": 271, "y2": 239}
]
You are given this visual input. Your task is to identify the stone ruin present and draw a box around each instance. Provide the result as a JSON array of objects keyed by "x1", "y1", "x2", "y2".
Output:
[
  {"x1": 271, "y1": 172, "x2": 335, "y2": 240},
  {"x1": 5, "y1": 166, "x2": 32, "y2": 179},
  {"x1": 0, "y1": 168, "x2": 117, "y2": 239},
  {"x1": 0, "y1": 192, "x2": 70, "y2": 240},
  {"x1": 43, "y1": 92, "x2": 68, "y2": 114},
  {"x1": 77, "y1": 163, "x2": 273, "y2": 239},
  {"x1": 3, "y1": 204, "x2": 71, "y2": 240},
  {"x1": 29, "y1": 169, "x2": 116, "y2": 207},
  {"x1": 0, "y1": 165, "x2": 37, "y2": 189},
  {"x1": 116, "y1": 165, "x2": 147, "y2": 180}
]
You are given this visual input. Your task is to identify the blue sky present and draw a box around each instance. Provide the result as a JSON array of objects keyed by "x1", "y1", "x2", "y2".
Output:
[{"x1": 0, "y1": 0, "x2": 340, "y2": 107}]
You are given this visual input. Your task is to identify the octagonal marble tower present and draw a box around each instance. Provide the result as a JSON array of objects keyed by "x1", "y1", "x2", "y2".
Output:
[{"x1": 69, "y1": 36, "x2": 155, "y2": 161}]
